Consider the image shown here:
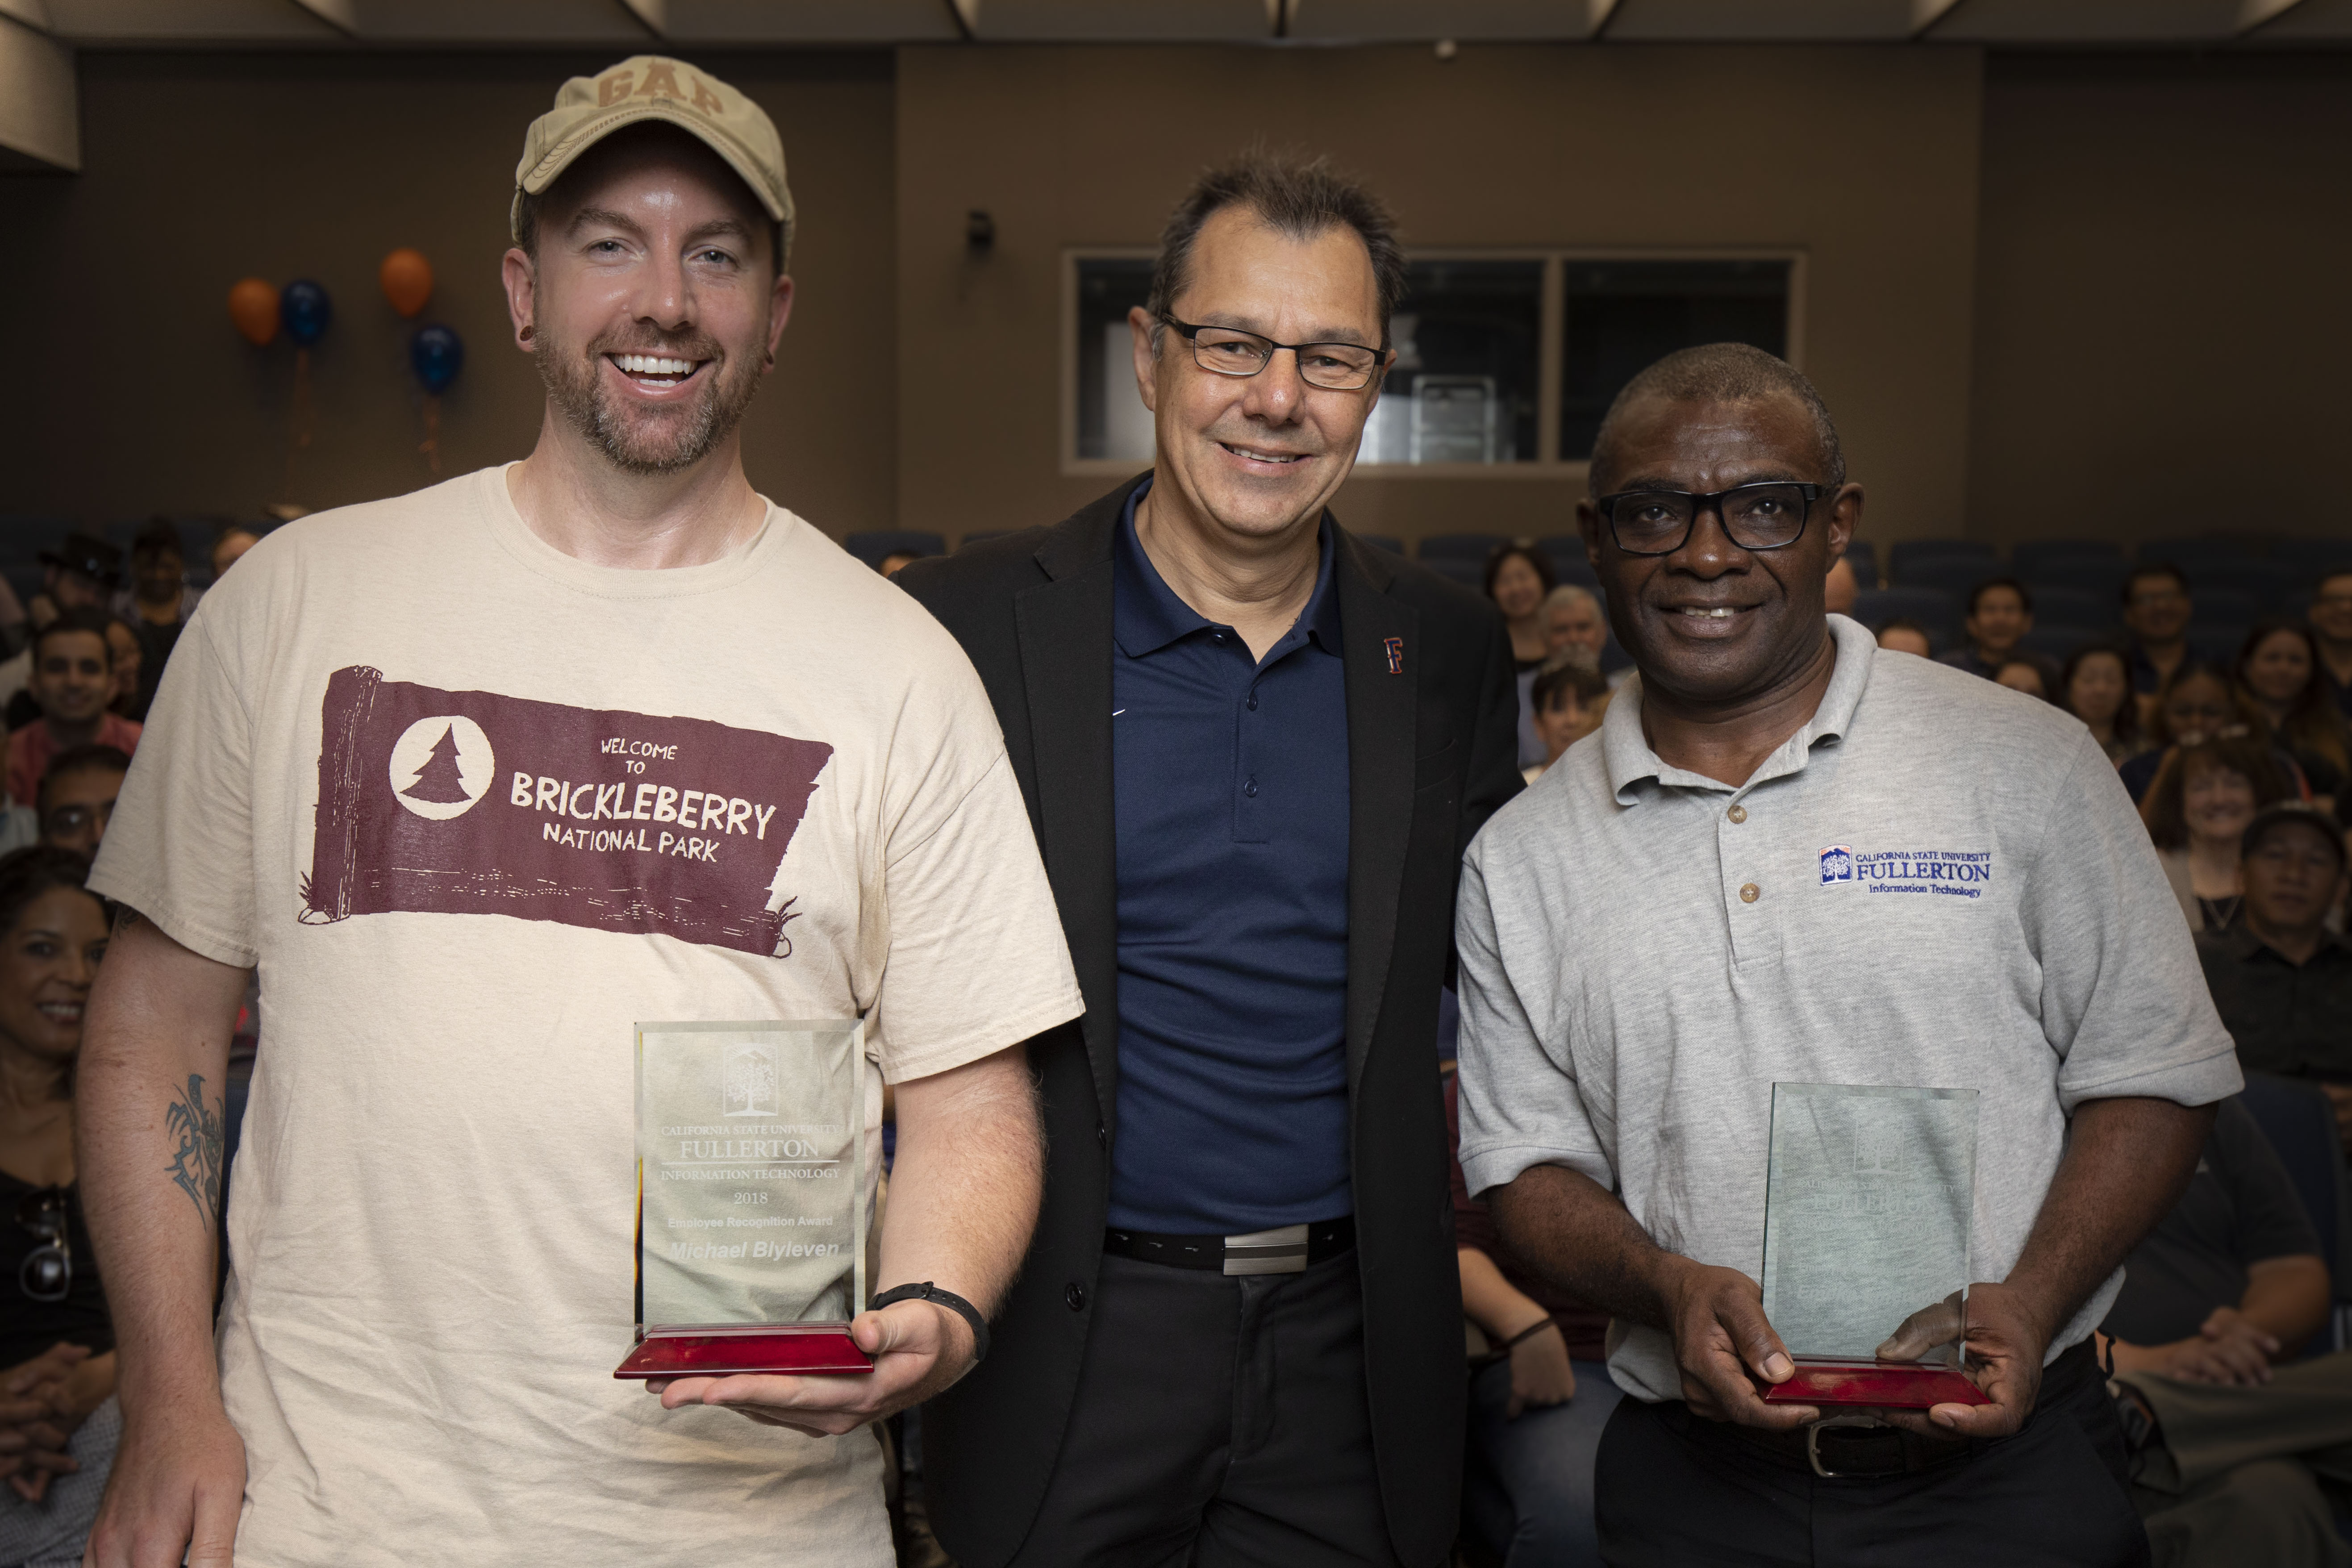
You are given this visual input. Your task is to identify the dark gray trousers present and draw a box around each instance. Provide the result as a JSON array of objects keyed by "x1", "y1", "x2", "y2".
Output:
[{"x1": 1008, "y1": 1249, "x2": 1410, "y2": 1568}]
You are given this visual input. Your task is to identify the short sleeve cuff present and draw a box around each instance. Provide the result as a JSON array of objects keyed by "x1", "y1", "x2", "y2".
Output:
[
  {"x1": 85, "y1": 870, "x2": 258, "y2": 970},
  {"x1": 876, "y1": 989, "x2": 1084, "y2": 1086},
  {"x1": 2057, "y1": 1040, "x2": 2244, "y2": 1114},
  {"x1": 1459, "y1": 1140, "x2": 1614, "y2": 1202}
]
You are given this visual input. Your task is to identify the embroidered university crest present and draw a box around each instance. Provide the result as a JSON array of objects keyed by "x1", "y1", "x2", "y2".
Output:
[{"x1": 1818, "y1": 845, "x2": 1855, "y2": 885}]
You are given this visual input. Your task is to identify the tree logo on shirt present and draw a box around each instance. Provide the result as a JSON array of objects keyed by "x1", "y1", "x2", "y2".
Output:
[
  {"x1": 1818, "y1": 844, "x2": 1855, "y2": 885},
  {"x1": 389, "y1": 716, "x2": 496, "y2": 821},
  {"x1": 723, "y1": 1042, "x2": 779, "y2": 1118}
]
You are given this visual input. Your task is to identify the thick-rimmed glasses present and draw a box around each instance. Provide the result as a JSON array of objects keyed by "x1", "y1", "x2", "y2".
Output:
[
  {"x1": 1159, "y1": 315, "x2": 1387, "y2": 392},
  {"x1": 1593, "y1": 482, "x2": 1826, "y2": 557},
  {"x1": 15, "y1": 1187, "x2": 69, "y2": 1303}
]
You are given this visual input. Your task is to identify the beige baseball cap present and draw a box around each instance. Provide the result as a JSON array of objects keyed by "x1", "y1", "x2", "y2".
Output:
[{"x1": 511, "y1": 56, "x2": 792, "y2": 250}]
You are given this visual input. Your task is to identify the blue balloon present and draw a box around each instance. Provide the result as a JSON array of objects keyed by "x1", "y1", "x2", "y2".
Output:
[
  {"x1": 410, "y1": 324, "x2": 464, "y2": 394},
  {"x1": 279, "y1": 279, "x2": 333, "y2": 346}
]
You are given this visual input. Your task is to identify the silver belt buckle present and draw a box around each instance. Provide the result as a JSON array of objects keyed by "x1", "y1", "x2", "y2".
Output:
[
  {"x1": 1806, "y1": 1414, "x2": 1893, "y2": 1479},
  {"x1": 1222, "y1": 1223, "x2": 1310, "y2": 1276}
]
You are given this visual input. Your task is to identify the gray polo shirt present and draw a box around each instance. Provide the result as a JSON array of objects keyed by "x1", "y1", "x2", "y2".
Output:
[{"x1": 1454, "y1": 614, "x2": 2241, "y2": 1404}]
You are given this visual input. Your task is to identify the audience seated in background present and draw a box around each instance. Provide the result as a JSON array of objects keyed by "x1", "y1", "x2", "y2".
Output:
[
  {"x1": 2063, "y1": 644, "x2": 2150, "y2": 767},
  {"x1": 101, "y1": 618, "x2": 142, "y2": 727},
  {"x1": 1996, "y1": 658, "x2": 2051, "y2": 701},
  {"x1": 1540, "y1": 585, "x2": 1604, "y2": 667},
  {"x1": 1448, "y1": 1074, "x2": 1621, "y2": 1568},
  {"x1": 2094, "y1": 1097, "x2": 2346, "y2": 1568},
  {"x1": 36, "y1": 745, "x2": 129, "y2": 860},
  {"x1": 2142, "y1": 730, "x2": 2296, "y2": 934},
  {"x1": 0, "y1": 847, "x2": 123, "y2": 1568},
  {"x1": 1937, "y1": 577, "x2": 2059, "y2": 689},
  {"x1": 1824, "y1": 554, "x2": 1858, "y2": 616},
  {"x1": 25, "y1": 535, "x2": 120, "y2": 639},
  {"x1": 2125, "y1": 563, "x2": 2197, "y2": 701},
  {"x1": 2236, "y1": 620, "x2": 2351, "y2": 809},
  {"x1": 1875, "y1": 617, "x2": 1932, "y2": 658},
  {"x1": 211, "y1": 525, "x2": 261, "y2": 580},
  {"x1": 2311, "y1": 567, "x2": 2352, "y2": 719},
  {"x1": 1522, "y1": 659, "x2": 1610, "y2": 784},
  {"x1": 2198, "y1": 805, "x2": 2352, "y2": 1152},
  {"x1": 115, "y1": 520, "x2": 200, "y2": 722},
  {"x1": 2123, "y1": 659, "x2": 2276, "y2": 803},
  {"x1": 1487, "y1": 544, "x2": 1560, "y2": 770},
  {"x1": 3, "y1": 613, "x2": 141, "y2": 813}
]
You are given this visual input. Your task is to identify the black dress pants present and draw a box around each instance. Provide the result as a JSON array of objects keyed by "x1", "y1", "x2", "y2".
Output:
[
  {"x1": 1008, "y1": 1249, "x2": 1409, "y2": 1568},
  {"x1": 1593, "y1": 1343, "x2": 2152, "y2": 1567}
]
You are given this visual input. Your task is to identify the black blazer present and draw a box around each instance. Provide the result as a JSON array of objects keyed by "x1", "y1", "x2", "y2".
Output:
[{"x1": 895, "y1": 475, "x2": 1523, "y2": 1568}]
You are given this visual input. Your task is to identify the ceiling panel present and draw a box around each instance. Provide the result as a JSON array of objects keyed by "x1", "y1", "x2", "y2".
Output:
[
  {"x1": 45, "y1": 0, "x2": 344, "y2": 40},
  {"x1": 654, "y1": 0, "x2": 961, "y2": 40},
  {"x1": 972, "y1": 0, "x2": 1274, "y2": 41},
  {"x1": 342, "y1": 0, "x2": 651, "y2": 43},
  {"x1": 1288, "y1": 0, "x2": 1610, "y2": 39},
  {"x1": 0, "y1": 0, "x2": 51, "y2": 30},
  {"x1": 2249, "y1": 0, "x2": 2352, "y2": 37},
  {"x1": 1927, "y1": 0, "x2": 2249, "y2": 41},
  {"x1": 1606, "y1": 0, "x2": 1932, "y2": 40}
]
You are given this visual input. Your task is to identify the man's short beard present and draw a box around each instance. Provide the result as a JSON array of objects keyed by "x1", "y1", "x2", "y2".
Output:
[{"x1": 537, "y1": 328, "x2": 766, "y2": 476}]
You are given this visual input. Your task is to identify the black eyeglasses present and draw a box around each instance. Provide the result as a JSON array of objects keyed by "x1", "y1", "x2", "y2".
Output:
[
  {"x1": 1158, "y1": 315, "x2": 1388, "y2": 392},
  {"x1": 1593, "y1": 482, "x2": 1826, "y2": 558},
  {"x1": 15, "y1": 1187, "x2": 70, "y2": 1303}
]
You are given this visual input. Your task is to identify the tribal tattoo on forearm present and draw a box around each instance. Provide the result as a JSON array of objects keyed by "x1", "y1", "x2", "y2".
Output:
[{"x1": 164, "y1": 1073, "x2": 225, "y2": 1229}]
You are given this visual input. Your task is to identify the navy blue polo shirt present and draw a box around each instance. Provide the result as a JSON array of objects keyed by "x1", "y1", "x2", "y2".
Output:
[{"x1": 1107, "y1": 482, "x2": 1352, "y2": 1235}]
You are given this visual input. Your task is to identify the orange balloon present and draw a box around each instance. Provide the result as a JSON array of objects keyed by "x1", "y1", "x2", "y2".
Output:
[
  {"x1": 379, "y1": 248, "x2": 433, "y2": 318},
  {"x1": 228, "y1": 277, "x2": 279, "y2": 346}
]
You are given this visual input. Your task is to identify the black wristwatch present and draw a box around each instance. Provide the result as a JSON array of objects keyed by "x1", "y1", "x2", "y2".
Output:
[{"x1": 870, "y1": 1281, "x2": 990, "y2": 1367}]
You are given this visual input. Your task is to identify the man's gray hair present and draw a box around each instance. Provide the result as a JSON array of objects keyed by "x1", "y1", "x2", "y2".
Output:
[
  {"x1": 1542, "y1": 583, "x2": 1599, "y2": 616},
  {"x1": 1145, "y1": 151, "x2": 1407, "y2": 354},
  {"x1": 1587, "y1": 342, "x2": 1844, "y2": 497}
]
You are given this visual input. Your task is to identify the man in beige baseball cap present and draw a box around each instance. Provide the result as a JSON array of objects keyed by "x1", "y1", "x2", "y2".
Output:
[{"x1": 78, "y1": 55, "x2": 1072, "y2": 1568}]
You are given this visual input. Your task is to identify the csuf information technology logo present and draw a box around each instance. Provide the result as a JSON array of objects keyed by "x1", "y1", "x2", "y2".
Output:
[{"x1": 1818, "y1": 845, "x2": 1855, "y2": 885}]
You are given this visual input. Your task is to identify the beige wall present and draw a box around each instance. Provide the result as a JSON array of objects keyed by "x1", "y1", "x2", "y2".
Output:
[
  {"x1": 894, "y1": 42, "x2": 1986, "y2": 550},
  {"x1": 0, "y1": 51, "x2": 896, "y2": 538},
  {"x1": 1965, "y1": 54, "x2": 2352, "y2": 548}
]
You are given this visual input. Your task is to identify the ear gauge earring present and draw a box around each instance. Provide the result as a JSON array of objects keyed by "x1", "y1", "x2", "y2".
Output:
[{"x1": 520, "y1": 324, "x2": 535, "y2": 342}]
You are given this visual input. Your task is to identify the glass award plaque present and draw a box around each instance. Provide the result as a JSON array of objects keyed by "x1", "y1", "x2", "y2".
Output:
[
  {"x1": 1757, "y1": 1083, "x2": 1991, "y2": 1409},
  {"x1": 613, "y1": 1021, "x2": 873, "y2": 1380}
]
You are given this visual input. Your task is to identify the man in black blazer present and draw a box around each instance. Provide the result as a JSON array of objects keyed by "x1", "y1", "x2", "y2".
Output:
[{"x1": 896, "y1": 153, "x2": 1521, "y2": 1568}]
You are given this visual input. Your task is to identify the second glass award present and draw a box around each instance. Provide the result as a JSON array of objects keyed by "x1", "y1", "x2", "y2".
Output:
[
  {"x1": 613, "y1": 1021, "x2": 872, "y2": 1380},
  {"x1": 1757, "y1": 1082, "x2": 1991, "y2": 1409}
]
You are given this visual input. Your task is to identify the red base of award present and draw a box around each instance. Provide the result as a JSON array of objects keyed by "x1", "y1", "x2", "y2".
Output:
[
  {"x1": 613, "y1": 1327, "x2": 875, "y2": 1380},
  {"x1": 1761, "y1": 1358, "x2": 1993, "y2": 1409}
]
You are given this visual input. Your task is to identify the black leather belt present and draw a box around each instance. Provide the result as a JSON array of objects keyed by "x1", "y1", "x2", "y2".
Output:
[
  {"x1": 1104, "y1": 1216, "x2": 1355, "y2": 1276},
  {"x1": 1728, "y1": 1340, "x2": 2100, "y2": 1479}
]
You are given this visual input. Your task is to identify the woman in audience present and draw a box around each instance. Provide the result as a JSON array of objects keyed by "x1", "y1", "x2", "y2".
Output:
[
  {"x1": 2120, "y1": 659, "x2": 2270, "y2": 803},
  {"x1": 2140, "y1": 731, "x2": 2294, "y2": 933},
  {"x1": 1485, "y1": 545, "x2": 1559, "y2": 770},
  {"x1": 2234, "y1": 620, "x2": 2350, "y2": 808},
  {"x1": 1993, "y1": 659, "x2": 2050, "y2": 701},
  {"x1": 2060, "y1": 645, "x2": 2146, "y2": 767},
  {"x1": 0, "y1": 847, "x2": 116, "y2": 1567}
]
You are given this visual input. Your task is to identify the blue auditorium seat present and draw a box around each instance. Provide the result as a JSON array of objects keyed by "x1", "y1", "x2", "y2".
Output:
[
  {"x1": 1888, "y1": 539, "x2": 1997, "y2": 576},
  {"x1": 2273, "y1": 537, "x2": 2352, "y2": 580},
  {"x1": 1839, "y1": 540, "x2": 1877, "y2": 588},
  {"x1": 1851, "y1": 587, "x2": 1960, "y2": 649},
  {"x1": 2020, "y1": 626, "x2": 2103, "y2": 665},
  {"x1": 2028, "y1": 556, "x2": 2131, "y2": 603},
  {"x1": 2139, "y1": 537, "x2": 2260, "y2": 575},
  {"x1": 1892, "y1": 555, "x2": 2009, "y2": 599},
  {"x1": 2021, "y1": 585, "x2": 2111, "y2": 630},
  {"x1": 2235, "y1": 1075, "x2": 2351, "y2": 1355},
  {"x1": 1422, "y1": 558, "x2": 1486, "y2": 589},
  {"x1": 843, "y1": 530, "x2": 947, "y2": 569},
  {"x1": 2011, "y1": 539, "x2": 2124, "y2": 580}
]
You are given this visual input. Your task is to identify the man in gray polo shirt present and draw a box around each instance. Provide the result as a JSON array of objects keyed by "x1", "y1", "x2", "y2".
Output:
[{"x1": 1454, "y1": 343, "x2": 2241, "y2": 1566}]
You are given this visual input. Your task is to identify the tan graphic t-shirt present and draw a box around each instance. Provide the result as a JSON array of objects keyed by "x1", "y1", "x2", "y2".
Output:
[{"x1": 91, "y1": 467, "x2": 1083, "y2": 1568}]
